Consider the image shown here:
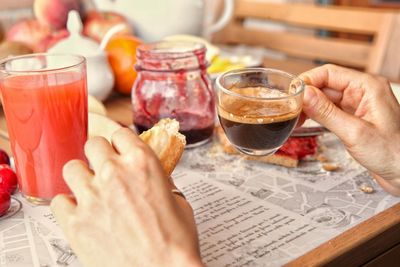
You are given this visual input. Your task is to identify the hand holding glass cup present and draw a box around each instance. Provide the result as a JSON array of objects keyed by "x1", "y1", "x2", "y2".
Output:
[{"x1": 216, "y1": 68, "x2": 304, "y2": 156}]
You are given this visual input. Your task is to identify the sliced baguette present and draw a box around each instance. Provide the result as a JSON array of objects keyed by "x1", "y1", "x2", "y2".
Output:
[
  {"x1": 89, "y1": 114, "x2": 186, "y2": 176},
  {"x1": 139, "y1": 119, "x2": 186, "y2": 176},
  {"x1": 88, "y1": 95, "x2": 107, "y2": 116}
]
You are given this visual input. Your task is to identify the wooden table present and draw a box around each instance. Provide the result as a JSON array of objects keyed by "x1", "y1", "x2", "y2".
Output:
[{"x1": 0, "y1": 94, "x2": 399, "y2": 266}]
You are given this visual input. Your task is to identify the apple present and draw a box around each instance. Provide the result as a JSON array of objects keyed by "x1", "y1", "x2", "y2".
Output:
[
  {"x1": 83, "y1": 11, "x2": 132, "y2": 43},
  {"x1": 0, "y1": 41, "x2": 33, "y2": 61},
  {"x1": 0, "y1": 190, "x2": 10, "y2": 217},
  {"x1": 34, "y1": 0, "x2": 80, "y2": 30},
  {"x1": 6, "y1": 19, "x2": 52, "y2": 52},
  {"x1": 42, "y1": 29, "x2": 69, "y2": 51},
  {"x1": 6, "y1": 19, "x2": 69, "y2": 52},
  {"x1": 0, "y1": 164, "x2": 18, "y2": 194}
]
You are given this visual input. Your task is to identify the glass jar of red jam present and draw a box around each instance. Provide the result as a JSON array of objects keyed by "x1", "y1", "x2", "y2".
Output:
[{"x1": 132, "y1": 41, "x2": 215, "y2": 147}]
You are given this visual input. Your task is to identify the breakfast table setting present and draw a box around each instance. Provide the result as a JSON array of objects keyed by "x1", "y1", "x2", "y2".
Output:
[
  {"x1": 1, "y1": 84, "x2": 400, "y2": 267},
  {"x1": 1, "y1": 0, "x2": 400, "y2": 266}
]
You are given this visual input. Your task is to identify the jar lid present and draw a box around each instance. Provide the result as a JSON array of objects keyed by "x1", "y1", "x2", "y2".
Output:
[{"x1": 48, "y1": 11, "x2": 101, "y2": 57}]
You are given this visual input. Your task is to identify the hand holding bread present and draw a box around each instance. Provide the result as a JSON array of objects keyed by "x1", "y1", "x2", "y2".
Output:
[
  {"x1": 51, "y1": 126, "x2": 202, "y2": 267},
  {"x1": 89, "y1": 113, "x2": 186, "y2": 176}
]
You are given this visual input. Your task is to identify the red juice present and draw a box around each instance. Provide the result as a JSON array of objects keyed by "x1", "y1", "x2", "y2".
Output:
[{"x1": 0, "y1": 72, "x2": 88, "y2": 201}]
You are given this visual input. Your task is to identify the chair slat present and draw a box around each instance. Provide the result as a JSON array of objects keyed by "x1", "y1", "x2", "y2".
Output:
[
  {"x1": 225, "y1": 25, "x2": 371, "y2": 67},
  {"x1": 235, "y1": 1, "x2": 390, "y2": 34},
  {"x1": 213, "y1": 0, "x2": 400, "y2": 80},
  {"x1": 262, "y1": 58, "x2": 319, "y2": 75}
]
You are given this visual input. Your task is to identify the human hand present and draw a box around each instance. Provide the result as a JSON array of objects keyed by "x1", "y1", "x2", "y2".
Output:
[
  {"x1": 299, "y1": 64, "x2": 400, "y2": 196},
  {"x1": 51, "y1": 128, "x2": 204, "y2": 267}
]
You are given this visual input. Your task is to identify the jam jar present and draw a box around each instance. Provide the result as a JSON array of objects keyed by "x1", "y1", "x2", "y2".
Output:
[{"x1": 132, "y1": 41, "x2": 215, "y2": 147}]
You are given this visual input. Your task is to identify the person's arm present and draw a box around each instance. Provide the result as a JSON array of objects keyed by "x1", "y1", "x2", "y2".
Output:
[
  {"x1": 51, "y1": 128, "x2": 204, "y2": 267},
  {"x1": 299, "y1": 64, "x2": 400, "y2": 196}
]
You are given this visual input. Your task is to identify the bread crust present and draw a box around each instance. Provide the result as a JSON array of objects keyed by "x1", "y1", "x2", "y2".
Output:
[{"x1": 215, "y1": 126, "x2": 298, "y2": 168}]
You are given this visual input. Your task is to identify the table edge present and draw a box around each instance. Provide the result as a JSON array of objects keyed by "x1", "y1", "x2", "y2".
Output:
[{"x1": 285, "y1": 202, "x2": 400, "y2": 266}]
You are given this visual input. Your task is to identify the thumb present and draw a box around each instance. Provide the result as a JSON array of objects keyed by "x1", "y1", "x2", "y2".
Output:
[{"x1": 303, "y1": 86, "x2": 365, "y2": 144}]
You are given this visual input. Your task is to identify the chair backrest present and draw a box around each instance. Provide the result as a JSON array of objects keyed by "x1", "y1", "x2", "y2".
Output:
[{"x1": 213, "y1": 0, "x2": 400, "y2": 80}]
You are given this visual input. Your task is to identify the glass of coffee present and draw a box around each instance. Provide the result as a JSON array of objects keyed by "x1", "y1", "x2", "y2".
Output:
[{"x1": 216, "y1": 68, "x2": 304, "y2": 156}]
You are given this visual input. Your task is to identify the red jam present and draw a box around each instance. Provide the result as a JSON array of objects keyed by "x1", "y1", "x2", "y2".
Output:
[
  {"x1": 276, "y1": 136, "x2": 318, "y2": 159},
  {"x1": 132, "y1": 41, "x2": 215, "y2": 147}
]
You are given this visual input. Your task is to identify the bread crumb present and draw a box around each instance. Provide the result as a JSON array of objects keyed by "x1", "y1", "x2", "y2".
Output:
[
  {"x1": 322, "y1": 163, "x2": 340, "y2": 172},
  {"x1": 317, "y1": 154, "x2": 329, "y2": 163},
  {"x1": 208, "y1": 140, "x2": 222, "y2": 157},
  {"x1": 360, "y1": 184, "x2": 375, "y2": 194}
]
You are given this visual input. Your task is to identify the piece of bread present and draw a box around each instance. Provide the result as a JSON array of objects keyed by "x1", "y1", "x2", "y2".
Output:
[
  {"x1": 215, "y1": 126, "x2": 299, "y2": 168},
  {"x1": 89, "y1": 114, "x2": 186, "y2": 176},
  {"x1": 139, "y1": 119, "x2": 186, "y2": 176},
  {"x1": 88, "y1": 95, "x2": 107, "y2": 116}
]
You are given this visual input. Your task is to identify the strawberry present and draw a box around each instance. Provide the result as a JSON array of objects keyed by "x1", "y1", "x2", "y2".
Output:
[
  {"x1": 0, "y1": 149, "x2": 10, "y2": 165},
  {"x1": 0, "y1": 164, "x2": 18, "y2": 194},
  {"x1": 0, "y1": 190, "x2": 10, "y2": 216}
]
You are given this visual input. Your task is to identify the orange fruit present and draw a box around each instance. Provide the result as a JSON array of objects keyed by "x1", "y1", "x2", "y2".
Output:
[{"x1": 105, "y1": 35, "x2": 142, "y2": 95}]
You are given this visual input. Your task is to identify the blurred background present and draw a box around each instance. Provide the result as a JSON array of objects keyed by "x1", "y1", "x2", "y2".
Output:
[{"x1": 0, "y1": 0, "x2": 399, "y2": 101}]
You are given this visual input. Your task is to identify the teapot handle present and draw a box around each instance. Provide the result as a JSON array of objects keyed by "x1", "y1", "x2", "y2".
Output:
[{"x1": 206, "y1": 0, "x2": 234, "y2": 35}]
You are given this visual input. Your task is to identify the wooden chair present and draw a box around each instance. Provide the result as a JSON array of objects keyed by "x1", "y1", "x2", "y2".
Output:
[{"x1": 213, "y1": 0, "x2": 400, "y2": 80}]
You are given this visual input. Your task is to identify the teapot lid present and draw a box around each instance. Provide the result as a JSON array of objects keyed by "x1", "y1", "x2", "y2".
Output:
[{"x1": 48, "y1": 11, "x2": 102, "y2": 57}]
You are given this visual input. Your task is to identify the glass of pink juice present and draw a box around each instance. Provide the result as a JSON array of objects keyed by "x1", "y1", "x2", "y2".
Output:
[{"x1": 0, "y1": 54, "x2": 88, "y2": 205}]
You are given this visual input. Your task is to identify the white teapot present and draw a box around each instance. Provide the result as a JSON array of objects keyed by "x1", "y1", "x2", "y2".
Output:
[
  {"x1": 92, "y1": 0, "x2": 234, "y2": 42},
  {"x1": 48, "y1": 11, "x2": 114, "y2": 101}
]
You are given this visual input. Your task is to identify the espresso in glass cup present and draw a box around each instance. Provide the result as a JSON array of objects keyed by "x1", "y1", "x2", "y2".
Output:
[{"x1": 216, "y1": 68, "x2": 304, "y2": 156}]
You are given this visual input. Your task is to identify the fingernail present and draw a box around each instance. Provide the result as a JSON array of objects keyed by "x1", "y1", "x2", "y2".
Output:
[
  {"x1": 301, "y1": 75, "x2": 311, "y2": 85},
  {"x1": 303, "y1": 86, "x2": 316, "y2": 106}
]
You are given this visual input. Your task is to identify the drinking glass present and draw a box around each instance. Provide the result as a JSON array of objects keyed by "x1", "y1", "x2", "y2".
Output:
[
  {"x1": 0, "y1": 54, "x2": 88, "y2": 205},
  {"x1": 216, "y1": 68, "x2": 304, "y2": 156}
]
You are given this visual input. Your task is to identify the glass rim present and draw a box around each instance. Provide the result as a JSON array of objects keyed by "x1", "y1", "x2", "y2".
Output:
[
  {"x1": 216, "y1": 67, "x2": 305, "y2": 101},
  {"x1": 0, "y1": 53, "x2": 86, "y2": 75}
]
